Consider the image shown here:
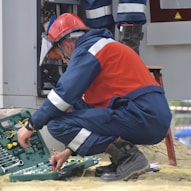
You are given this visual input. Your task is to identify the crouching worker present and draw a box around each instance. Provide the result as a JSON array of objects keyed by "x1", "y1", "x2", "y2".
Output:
[{"x1": 18, "y1": 13, "x2": 172, "y2": 181}]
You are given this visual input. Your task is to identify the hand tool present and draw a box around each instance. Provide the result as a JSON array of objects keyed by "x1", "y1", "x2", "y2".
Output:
[
  {"x1": 7, "y1": 141, "x2": 18, "y2": 150},
  {"x1": 0, "y1": 149, "x2": 9, "y2": 154},
  {"x1": 0, "y1": 150, "x2": 10, "y2": 157},
  {"x1": 1, "y1": 158, "x2": 19, "y2": 166},
  {"x1": 3, "y1": 130, "x2": 16, "y2": 139},
  {"x1": 0, "y1": 160, "x2": 24, "y2": 173},
  {"x1": 0, "y1": 156, "x2": 17, "y2": 163}
]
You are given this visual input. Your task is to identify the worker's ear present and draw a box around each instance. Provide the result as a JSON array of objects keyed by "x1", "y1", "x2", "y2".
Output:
[{"x1": 63, "y1": 41, "x2": 75, "y2": 53}]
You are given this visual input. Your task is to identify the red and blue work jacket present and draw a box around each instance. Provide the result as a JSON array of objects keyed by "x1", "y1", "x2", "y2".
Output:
[{"x1": 31, "y1": 28, "x2": 159, "y2": 130}]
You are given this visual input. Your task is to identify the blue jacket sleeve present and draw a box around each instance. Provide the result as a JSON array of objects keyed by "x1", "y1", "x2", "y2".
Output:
[
  {"x1": 54, "y1": 47, "x2": 100, "y2": 105},
  {"x1": 30, "y1": 47, "x2": 100, "y2": 130},
  {"x1": 30, "y1": 98, "x2": 63, "y2": 130}
]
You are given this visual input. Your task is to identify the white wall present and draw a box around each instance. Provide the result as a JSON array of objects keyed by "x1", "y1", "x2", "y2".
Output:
[
  {"x1": 0, "y1": 1, "x2": 3, "y2": 107},
  {"x1": 0, "y1": 0, "x2": 43, "y2": 109}
]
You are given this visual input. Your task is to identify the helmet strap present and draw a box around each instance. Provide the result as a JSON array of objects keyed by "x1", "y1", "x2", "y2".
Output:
[{"x1": 57, "y1": 43, "x2": 70, "y2": 60}]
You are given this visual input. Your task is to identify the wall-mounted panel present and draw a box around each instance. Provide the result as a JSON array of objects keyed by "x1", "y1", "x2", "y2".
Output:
[
  {"x1": 150, "y1": 0, "x2": 191, "y2": 22},
  {"x1": 146, "y1": 21, "x2": 191, "y2": 46}
]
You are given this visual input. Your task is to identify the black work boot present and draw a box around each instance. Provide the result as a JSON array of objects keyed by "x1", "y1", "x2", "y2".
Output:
[
  {"x1": 95, "y1": 157, "x2": 117, "y2": 177},
  {"x1": 119, "y1": 24, "x2": 144, "y2": 55},
  {"x1": 100, "y1": 139, "x2": 149, "y2": 181}
]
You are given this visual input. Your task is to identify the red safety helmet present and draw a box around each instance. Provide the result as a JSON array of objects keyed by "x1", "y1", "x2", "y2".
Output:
[{"x1": 39, "y1": 13, "x2": 89, "y2": 65}]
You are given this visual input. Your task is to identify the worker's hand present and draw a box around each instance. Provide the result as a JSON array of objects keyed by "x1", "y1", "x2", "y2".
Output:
[
  {"x1": 17, "y1": 127, "x2": 33, "y2": 148},
  {"x1": 50, "y1": 148, "x2": 73, "y2": 171}
]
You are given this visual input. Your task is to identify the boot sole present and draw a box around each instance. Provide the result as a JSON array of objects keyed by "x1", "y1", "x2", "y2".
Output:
[
  {"x1": 123, "y1": 162, "x2": 150, "y2": 181},
  {"x1": 100, "y1": 160, "x2": 150, "y2": 182}
]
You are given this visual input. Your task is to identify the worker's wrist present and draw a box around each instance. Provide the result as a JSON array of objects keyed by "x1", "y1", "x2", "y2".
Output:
[{"x1": 24, "y1": 118, "x2": 35, "y2": 132}]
